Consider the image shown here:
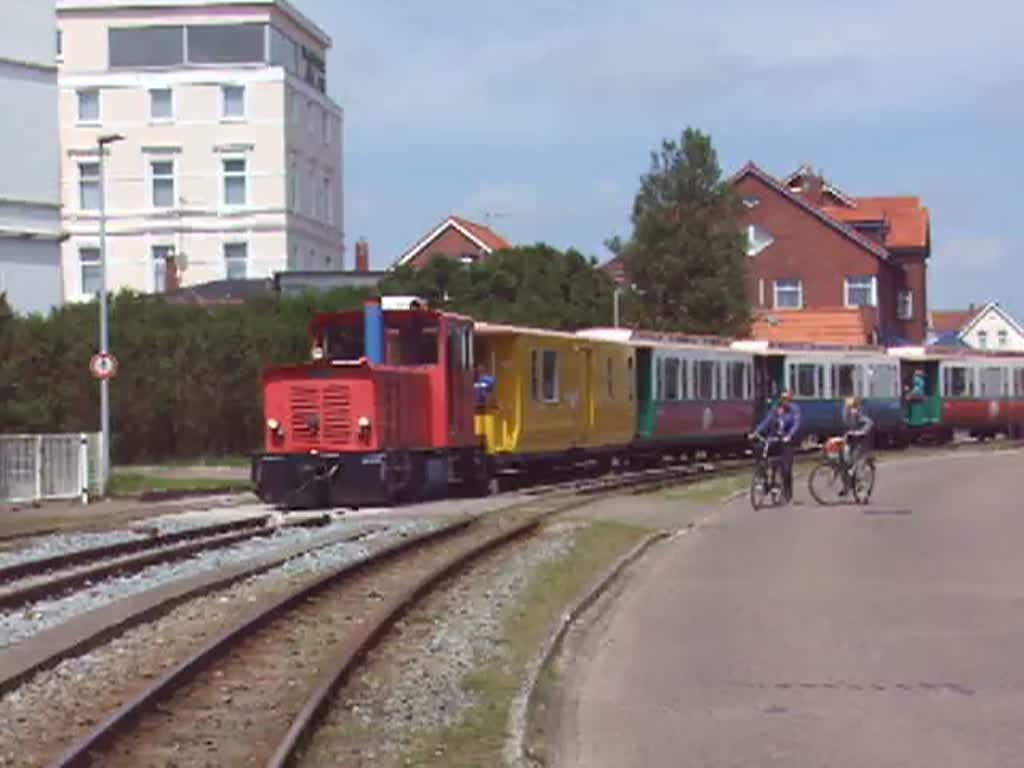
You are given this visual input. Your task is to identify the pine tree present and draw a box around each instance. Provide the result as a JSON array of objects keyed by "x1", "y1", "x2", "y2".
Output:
[{"x1": 614, "y1": 127, "x2": 750, "y2": 336}]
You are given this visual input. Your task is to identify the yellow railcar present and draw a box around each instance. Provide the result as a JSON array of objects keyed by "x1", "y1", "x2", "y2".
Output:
[{"x1": 473, "y1": 323, "x2": 635, "y2": 464}]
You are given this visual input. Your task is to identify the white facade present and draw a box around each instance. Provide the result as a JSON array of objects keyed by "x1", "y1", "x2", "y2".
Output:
[
  {"x1": 0, "y1": 0, "x2": 64, "y2": 315},
  {"x1": 57, "y1": 0, "x2": 344, "y2": 301},
  {"x1": 959, "y1": 302, "x2": 1024, "y2": 352}
]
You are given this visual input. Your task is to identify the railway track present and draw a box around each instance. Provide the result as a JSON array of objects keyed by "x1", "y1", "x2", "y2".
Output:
[
  {"x1": 0, "y1": 514, "x2": 329, "y2": 613},
  {"x1": 50, "y1": 460, "x2": 702, "y2": 768}
]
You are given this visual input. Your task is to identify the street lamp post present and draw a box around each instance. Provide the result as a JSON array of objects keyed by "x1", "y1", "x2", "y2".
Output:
[
  {"x1": 613, "y1": 286, "x2": 623, "y2": 328},
  {"x1": 97, "y1": 133, "x2": 124, "y2": 490}
]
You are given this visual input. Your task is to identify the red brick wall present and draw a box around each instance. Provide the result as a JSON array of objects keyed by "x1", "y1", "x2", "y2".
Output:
[
  {"x1": 407, "y1": 227, "x2": 488, "y2": 270},
  {"x1": 735, "y1": 174, "x2": 927, "y2": 341}
]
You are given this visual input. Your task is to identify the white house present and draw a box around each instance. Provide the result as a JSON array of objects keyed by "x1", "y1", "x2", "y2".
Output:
[
  {"x1": 958, "y1": 302, "x2": 1024, "y2": 352},
  {"x1": 57, "y1": 0, "x2": 345, "y2": 301},
  {"x1": 0, "y1": 0, "x2": 64, "y2": 315}
]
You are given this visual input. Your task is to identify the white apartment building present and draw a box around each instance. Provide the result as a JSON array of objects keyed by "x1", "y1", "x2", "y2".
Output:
[
  {"x1": 57, "y1": 0, "x2": 344, "y2": 300},
  {"x1": 0, "y1": 1, "x2": 64, "y2": 315}
]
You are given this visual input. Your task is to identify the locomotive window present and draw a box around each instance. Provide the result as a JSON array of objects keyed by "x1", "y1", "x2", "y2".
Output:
[
  {"x1": 832, "y1": 364, "x2": 857, "y2": 398},
  {"x1": 696, "y1": 361, "x2": 716, "y2": 400}
]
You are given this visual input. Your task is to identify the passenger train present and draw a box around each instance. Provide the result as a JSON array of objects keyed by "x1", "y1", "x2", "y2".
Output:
[{"x1": 252, "y1": 297, "x2": 1024, "y2": 508}]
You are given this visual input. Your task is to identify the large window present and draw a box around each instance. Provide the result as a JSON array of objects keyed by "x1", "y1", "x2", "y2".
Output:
[
  {"x1": 898, "y1": 289, "x2": 913, "y2": 320},
  {"x1": 109, "y1": 24, "x2": 269, "y2": 68},
  {"x1": 696, "y1": 360, "x2": 717, "y2": 400},
  {"x1": 79, "y1": 247, "x2": 100, "y2": 296},
  {"x1": 223, "y1": 158, "x2": 247, "y2": 205},
  {"x1": 531, "y1": 350, "x2": 559, "y2": 402},
  {"x1": 224, "y1": 243, "x2": 248, "y2": 280},
  {"x1": 78, "y1": 162, "x2": 100, "y2": 210},
  {"x1": 222, "y1": 85, "x2": 245, "y2": 119},
  {"x1": 150, "y1": 160, "x2": 175, "y2": 208},
  {"x1": 152, "y1": 245, "x2": 173, "y2": 293},
  {"x1": 77, "y1": 89, "x2": 99, "y2": 123},
  {"x1": 845, "y1": 275, "x2": 876, "y2": 307},
  {"x1": 188, "y1": 23, "x2": 265, "y2": 64},
  {"x1": 774, "y1": 278, "x2": 802, "y2": 309},
  {"x1": 109, "y1": 26, "x2": 185, "y2": 68},
  {"x1": 149, "y1": 88, "x2": 173, "y2": 121}
]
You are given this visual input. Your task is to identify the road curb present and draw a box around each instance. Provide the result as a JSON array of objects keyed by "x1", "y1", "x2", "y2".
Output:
[{"x1": 505, "y1": 528, "x2": 670, "y2": 768}]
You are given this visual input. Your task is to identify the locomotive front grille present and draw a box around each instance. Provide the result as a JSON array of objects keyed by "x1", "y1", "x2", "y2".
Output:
[
  {"x1": 322, "y1": 384, "x2": 353, "y2": 444},
  {"x1": 289, "y1": 385, "x2": 320, "y2": 444}
]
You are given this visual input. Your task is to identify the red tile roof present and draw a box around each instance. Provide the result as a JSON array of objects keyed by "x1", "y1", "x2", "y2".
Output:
[
  {"x1": 750, "y1": 308, "x2": 876, "y2": 345},
  {"x1": 395, "y1": 215, "x2": 511, "y2": 267},
  {"x1": 821, "y1": 196, "x2": 929, "y2": 250},
  {"x1": 928, "y1": 309, "x2": 976, "y2": 334},
  {"x1": 449, "y1": 215, "x2": 511, "y2": 252}
]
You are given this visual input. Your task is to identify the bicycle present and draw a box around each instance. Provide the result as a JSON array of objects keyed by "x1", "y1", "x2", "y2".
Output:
[
  {"x1": 749, "y1": 434, "x2": 790, "y2": 509},
  {"x1": 808, "y1": 436, "x2": 876, "y2": 505}
]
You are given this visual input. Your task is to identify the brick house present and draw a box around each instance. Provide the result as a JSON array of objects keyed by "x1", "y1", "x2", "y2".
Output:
[
  {"x1": 394, "y1": 215, "x2": 511, "y2": 269},
  {"x1": 602, "y1": 163, "x2": 931, "y2": 344}
]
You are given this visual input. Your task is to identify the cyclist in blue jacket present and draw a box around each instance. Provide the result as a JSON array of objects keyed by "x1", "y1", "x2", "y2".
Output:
[{"x1": 749, "y1": 391, "x2": 802, "y2": 501}]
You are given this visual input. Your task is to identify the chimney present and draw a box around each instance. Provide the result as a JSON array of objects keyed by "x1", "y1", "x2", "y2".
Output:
[
  {"x1": 803, "y1": 169, "x2": 824, "y2": 205},
  {"x1": 354, "y1": 238, "x2": 369, "y2": 272}
]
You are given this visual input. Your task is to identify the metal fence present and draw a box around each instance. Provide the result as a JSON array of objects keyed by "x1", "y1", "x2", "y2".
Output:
[{"x1": 0, "y1": 433, "x2": 104, "y2": 504}]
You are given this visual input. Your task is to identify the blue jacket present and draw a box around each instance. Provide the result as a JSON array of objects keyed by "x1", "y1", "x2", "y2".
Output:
[{"x1": 755, "y1": 402, "x2": 801, "y2": 440}]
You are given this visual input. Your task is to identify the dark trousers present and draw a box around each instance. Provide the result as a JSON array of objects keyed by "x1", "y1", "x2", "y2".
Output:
[{"x1": 779, "y1": 442, "x2": 795, "y2": 499}]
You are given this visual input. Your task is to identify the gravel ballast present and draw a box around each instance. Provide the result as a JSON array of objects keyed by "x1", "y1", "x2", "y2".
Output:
[
  {"x1": 0, "y1": 519, "x2": 443, "y2": 768},
  {"x1": 0, "y1": 518, "x2": 392, "y2": 650},
  {"x1": 300, "y1": 520, "x2": 583, "y2": 765}
]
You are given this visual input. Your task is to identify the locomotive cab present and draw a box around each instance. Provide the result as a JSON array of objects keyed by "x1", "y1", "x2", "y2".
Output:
[{"x1": 253, "y1": 298, "x2": 484, "y2": 509}]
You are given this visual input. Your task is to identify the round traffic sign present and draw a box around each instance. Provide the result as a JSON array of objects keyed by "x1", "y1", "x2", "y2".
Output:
[{"x1": 89, "y1": 352, "x2": 119, "y2": 380}]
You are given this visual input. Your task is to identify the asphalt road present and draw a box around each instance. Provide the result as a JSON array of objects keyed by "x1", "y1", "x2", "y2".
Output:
[{"x1": 554, "y1": 450, "x2": 1024, "y2": 767}]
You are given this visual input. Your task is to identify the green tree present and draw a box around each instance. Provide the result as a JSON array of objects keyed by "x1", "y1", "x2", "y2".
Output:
[
  {"x1": 379, "y1": 245, "x2": 616, "y2": 330},
  {"x1": 612, "y1": 127, "x2": 749, "y2": 335}
]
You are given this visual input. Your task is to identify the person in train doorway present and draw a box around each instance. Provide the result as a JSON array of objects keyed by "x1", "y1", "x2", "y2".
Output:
[
  {"x1": 839, "y1": 396, "x2": 874, "y2": 496},
  {"x1": 474, "y1": 362, "x2": 495, "y2": 408},
  {"x1": 749, "y1": 390, "x2": 802, "y2": 502}
]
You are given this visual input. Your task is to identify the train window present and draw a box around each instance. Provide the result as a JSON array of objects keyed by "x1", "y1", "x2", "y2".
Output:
[
  {"x1": 655, "y1": 358, "x2": 664, "y2": 401},
  {"x1": 541, "y1": 350, "x2": 559, "y2": 402},
  {"x1": 1015, "y1": 368, "x2": 1024, "y2": 397},
  {"x1": 867, "y1": 364, "x2": 898, "y2": 398},
  {"x1": 665, "y1": 358, "x2": 680, "y2": 401},
  {"x1": 945, "y1": 366, "x2": 971, "y2": 398},
  {"x1": 697, "y1": 361, "x2": 716, "y2": 400},
  {"x1": 980, "y1": 366, "x2": 1004, "y2": 397},
  {"x1": 627, "y1": 356, "x2": 634, "y2": 402},
  {"x1": 790, "y1": 363, "x2": 817, "y2": 398},
  {"x1": 606, "y1": 357, "x2": 614, "y2": 400},
  {"x1": 727, "y1": 362, "x2": 745, "y2": 400},
  {"x1": 531, "y1": 350, "x2": 539, "y2": 401},
  {"x1": 831, "y1": 364, "x2": 857, "y2": 398},
  {"x1": 680, "y1": 359, "x2": 690, "y2": 400}
]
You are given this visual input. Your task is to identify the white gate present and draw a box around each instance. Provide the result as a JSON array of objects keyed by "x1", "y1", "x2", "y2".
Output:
[{"x1": 0, "y1": 433, "x2": 103, "y2": 504}]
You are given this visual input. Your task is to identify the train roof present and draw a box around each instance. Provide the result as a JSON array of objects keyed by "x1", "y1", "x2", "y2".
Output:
[
  {"x1": 731, "y1": 340, "x2": 889, "y2": 358},
  {"x1": 475, "y1": 322, "x2": 580, "y2": 340},
  {"x1": 889, "y1": 345, "x2": 1024, "y2": 363},
  {"x1": 577, "y1": 327, "x2": 741, "y2": 350}
]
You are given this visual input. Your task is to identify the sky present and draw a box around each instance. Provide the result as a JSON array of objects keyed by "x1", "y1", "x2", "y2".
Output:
[{"x1": 292, "y1": 0, "x2": 1024, "y2": 318}]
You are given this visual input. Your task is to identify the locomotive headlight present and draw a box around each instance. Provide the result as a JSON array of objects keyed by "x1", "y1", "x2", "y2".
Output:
[
  {"x1": 311, "y1": 345, "x2": 325, "y2": 361},
  {"x1": 266, "y1": 418, "x2": 284, "y2": 437},
  {"x1": 358, "y1": 416, "x2": 371, "y2": 430}
]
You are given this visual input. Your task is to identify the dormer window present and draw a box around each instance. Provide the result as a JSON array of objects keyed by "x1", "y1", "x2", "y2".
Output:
[{"x1": 746, "y1": 224, "x2": 775, "y2": 256}]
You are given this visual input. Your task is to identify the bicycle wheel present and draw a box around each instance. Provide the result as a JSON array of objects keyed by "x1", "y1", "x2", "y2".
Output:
[
  {"x1": 808, "y1": 460, "x2": 845, "y2": 505},
  {"x1": 750, "y1": 465, "x2": 770, "y2": 510},
  {"x1": 852, "y1": 457, "x2": 876, "y2": 504}
]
